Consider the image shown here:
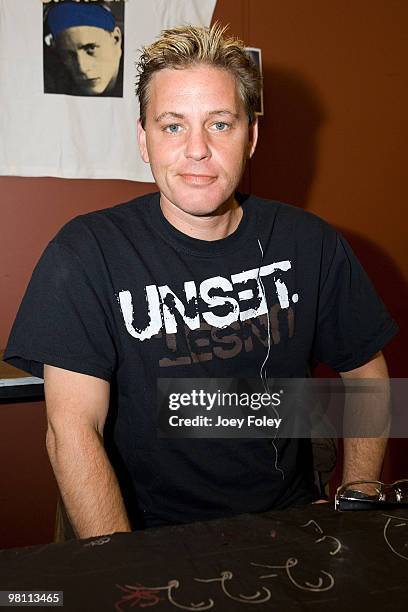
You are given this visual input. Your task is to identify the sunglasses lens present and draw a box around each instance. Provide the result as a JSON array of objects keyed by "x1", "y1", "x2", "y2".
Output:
[{"x1": 394, "y1": 482, "x2": 408, "y2": 502}]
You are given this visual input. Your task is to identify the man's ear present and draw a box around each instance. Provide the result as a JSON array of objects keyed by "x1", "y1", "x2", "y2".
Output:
[
  {"x1": 137, "y1": 119, "x2": 150, "y2": 164},
  {"x1": 112, "y1": 26, "x2": 122, "y2": 46},
  {"x1": 248, "y1": 116, "x2": 258, "y2": 159}
]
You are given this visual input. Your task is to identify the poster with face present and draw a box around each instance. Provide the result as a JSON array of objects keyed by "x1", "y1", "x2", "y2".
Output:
[
  {"x1": 0, "y1": 0, "x2": 216, "y2": 179},
  {"x1": 245, "y1": 47, "x2": 263, "y2": 116},
  {"x1": 43, "y1": 1, "x2": 125, "y2": 97}
]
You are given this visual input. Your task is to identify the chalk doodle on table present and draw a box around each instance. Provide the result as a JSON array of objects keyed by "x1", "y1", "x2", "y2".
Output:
[
  {"x1": 114, "y1": 580, "x2": 214, "y2": 611},
  {"x1": 250, "y1": 518, "x2": 339, "y2": 593},
  {"x1": 301, "y1": 519, "x2": 342, "y2": 556},
  {"x1": 115, "y1": 583, "x2": 163, "y2": 609},
  {"x1": 382, "y1": 514, "x2": 408, "y2": 561},
  {"x1": 114, "y1": 518, "x2": 342, "y2": 608},
  {"x1": 251, "y1": 559, "x2": 334, "y2": 592},
  {"x1": 195, "y1": 571, "x2": 271, "y2": 604},
  {"x1": 114, "y1": 573, "x2": 272, "y2": 610}
]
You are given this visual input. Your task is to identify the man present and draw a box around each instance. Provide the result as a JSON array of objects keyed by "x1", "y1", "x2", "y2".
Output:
[
  {"x1": 44, "y1": 1, "x2": 123, "y2": 97},
  {"x1": 5, "y1": 24, "x2": 397, "y2": 539}
]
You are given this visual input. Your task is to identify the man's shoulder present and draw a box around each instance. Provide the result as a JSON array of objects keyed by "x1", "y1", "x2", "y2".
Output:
[
  {"x1": 53, "y1": 192, "x2": 158, "y2": 250},
  {"x1": 244, "y1": 193, "x2": 335, "y2": 237}
]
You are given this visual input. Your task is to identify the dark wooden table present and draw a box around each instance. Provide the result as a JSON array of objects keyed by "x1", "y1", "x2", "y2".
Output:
[
  {"x1": 0, "y1": 504, "x2": 407, "y2": 611},
  {"x1": 0, "y1": 350, "x2": 44, "y2": 401}
]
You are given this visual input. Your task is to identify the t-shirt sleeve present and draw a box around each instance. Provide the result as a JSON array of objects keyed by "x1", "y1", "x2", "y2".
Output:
[
  {"x1": 4, "y1": 240, "x2": 116, "y2": 382},
  {"x1": 312, "y1": 230, "x2": 398, "y2": 372}
]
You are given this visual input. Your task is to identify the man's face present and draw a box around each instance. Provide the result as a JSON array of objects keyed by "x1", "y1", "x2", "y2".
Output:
[
  {"x1": 56, "y1": 26, "x2": 122, "y2": 95},
  {"x1": 137, "y1": 65, "x2": 258, "y2": 217}
]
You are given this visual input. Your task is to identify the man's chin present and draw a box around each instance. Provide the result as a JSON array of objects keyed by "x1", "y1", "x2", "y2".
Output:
[
  {"x1": 156, "y1": 174, "x2": 237, "y2": 217},
  {"x1": 166, "y1": 193, "x2": 235, "y2": 218},
  {"x1": 76, "y1": 81, "x2": 107, "y2": 96}
]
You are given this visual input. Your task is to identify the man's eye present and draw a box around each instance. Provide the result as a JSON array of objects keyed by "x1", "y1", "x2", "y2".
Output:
[
  {"x1": 83, "y1": 44, "x2": 97, "y2": 55},
  {"x1": 210, "y1": 122, "x2": 231, "y2": 132},
  {"x1": 164, "y1": 124, "x2": 182, "y2": 134}
]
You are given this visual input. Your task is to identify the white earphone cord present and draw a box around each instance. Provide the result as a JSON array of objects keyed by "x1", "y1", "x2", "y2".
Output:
[{"x1": 257, "y1": 238, "x2": 285, "y2": 480}]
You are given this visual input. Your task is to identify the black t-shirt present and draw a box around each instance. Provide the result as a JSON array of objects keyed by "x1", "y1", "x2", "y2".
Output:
[{"x1": 4, "y1": 193, "x2": 398, "y2": 528}]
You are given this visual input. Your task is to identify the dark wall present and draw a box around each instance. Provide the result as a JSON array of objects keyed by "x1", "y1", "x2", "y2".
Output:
[{"x1": 1, "y1": 0, "x2": 406, "y2": 547}]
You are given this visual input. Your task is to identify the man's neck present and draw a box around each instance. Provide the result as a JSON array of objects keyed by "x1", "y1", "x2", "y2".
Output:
[{"x1": 159, "y1": 195, "x2": 243, "y2": 241}]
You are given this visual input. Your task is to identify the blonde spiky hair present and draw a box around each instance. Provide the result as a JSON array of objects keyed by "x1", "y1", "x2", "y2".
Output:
[{"x1": 136, "y1": 23, "x2": 262, "y2": 127}]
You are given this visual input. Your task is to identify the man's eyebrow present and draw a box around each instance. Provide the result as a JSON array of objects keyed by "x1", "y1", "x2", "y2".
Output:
[
  {"x1": 207, "y1": 110, "x2": 240, "y2": 119},
  {"x1": 155, "y1": 112, "x2": 185, "y2": 122},
  {"x1": 154, "y1": 110, "x2": 240, "y2": 122}
]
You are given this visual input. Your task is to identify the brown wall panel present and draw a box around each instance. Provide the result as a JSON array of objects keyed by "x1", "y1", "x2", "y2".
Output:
[
  {"x1": 0, "y1": 178, "x2": 154, "y2": 349},
  {"x1": 245, "y1": 1, "x2": 407, "y2": 374},
  {"x1": 0, "y1": 401, "x2": 55, "y2": 548}
]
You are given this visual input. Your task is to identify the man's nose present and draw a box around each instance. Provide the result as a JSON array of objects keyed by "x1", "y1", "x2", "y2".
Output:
[
  {"x1": 184, "y1": 127, "x2": 211, "y2": 161},
  {"x1": 76, "y1": 52, "x2": 94, "y2": 77}
]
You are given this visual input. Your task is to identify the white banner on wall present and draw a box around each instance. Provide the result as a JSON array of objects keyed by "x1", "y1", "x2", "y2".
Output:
[{"x1": 0, "y1": 0, "x2": 216, "y2": 181}]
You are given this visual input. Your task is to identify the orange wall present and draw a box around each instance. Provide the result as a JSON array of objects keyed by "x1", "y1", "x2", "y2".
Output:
[{"x1": 1, "y1": 0, "x2": 406, "y2": 547}]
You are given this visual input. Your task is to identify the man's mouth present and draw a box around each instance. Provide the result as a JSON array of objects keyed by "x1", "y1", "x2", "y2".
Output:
[
  {"x1": 179, "y1": 174, "x2": 217, "y2": 186},
  {"x1": 80, "y1": 78, "x2": 101, "y2": 85}
]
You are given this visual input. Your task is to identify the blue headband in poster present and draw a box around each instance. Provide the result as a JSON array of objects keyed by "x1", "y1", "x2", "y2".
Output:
[{"x1": 47, "y1": 3, "x2": 116, "y2": 39}]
